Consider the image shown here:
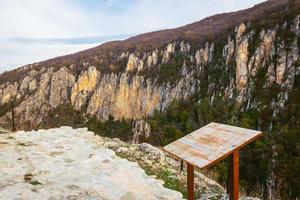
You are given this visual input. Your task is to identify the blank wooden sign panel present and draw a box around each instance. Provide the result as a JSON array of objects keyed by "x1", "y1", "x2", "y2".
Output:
[{"x1": 163, "y1": 122, "x2": 262, "y2": 169}]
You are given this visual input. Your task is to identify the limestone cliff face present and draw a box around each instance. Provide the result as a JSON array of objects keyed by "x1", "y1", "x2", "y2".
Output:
[
  {"x1": 85, "y1": 66, "x2": 197, "y2": 121},
  {"x1": 87, "y1": 74, "x2": 161, "y2": 120},
  {"x1": 146, "y1": 50, "x2": 159, "y2": 67},
  {"x1": 0, "y1": 82, "x2": 18, "y2": 104},
  {"x1": 0, "y1": 12, "x2": 299, "y2": 132},
  {"x1": 71, "y1": 66, "x2": 99, "y2": 110},
  {"x1": 195, "y1": 42, "x2": 211, "y2": 65},
  {"x1": 235, "y1": 26, "x2": 249, "y2": 91},
  {"x1": 126, "y1": 54, "x2": 141, "y2": 71},
  {"x1": 49, "y1": 67, "x2": 75, "y2": 108}
]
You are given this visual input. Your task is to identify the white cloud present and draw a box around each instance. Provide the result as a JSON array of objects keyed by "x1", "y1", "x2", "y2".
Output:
[
  {"x1": 0, "y1": 38, "x2": 98, "y2": 73},
  {"x1": 0, "y1": 0, "x2": 93, "y2": 38}
]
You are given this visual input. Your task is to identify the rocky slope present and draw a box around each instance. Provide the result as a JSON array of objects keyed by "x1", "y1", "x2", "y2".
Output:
[{"x1": 0, "y1": 0, "x2": 300, "y2": 199}]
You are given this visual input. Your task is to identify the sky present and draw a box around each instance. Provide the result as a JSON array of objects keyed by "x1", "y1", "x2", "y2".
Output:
[{"x1": 0, "y1": 0, "x2": 266, "y2": 73}]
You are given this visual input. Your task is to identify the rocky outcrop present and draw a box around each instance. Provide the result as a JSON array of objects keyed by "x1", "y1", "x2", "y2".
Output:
[
  {"x1": 12, "y1": 69, "x2": 53, "y2": 127},
  {"x1": 146, "y1": 50, "x2": 159, "y2": 67},
  {"x1": 0, "y1": 82, "x2": 19, "y2": 104},
  {"x1": 162, "y1": 43, "x2": 176, "y2": 63},
  {"x1": 71, "y1": 66, "x2": 99, "y2": 110},
  {"x1": 223, "y1": 36, "x2": 235, "y2": 66},
  {"x1": 87, "y1": 74, "x2": 162, "y2": 120},
  {"x1": 180, "y1": 41, "x2": 191, "y2": 53},
  {"x1": 195, "y1": 42, "x2": 211, "y2": 65},
  {"x1": 276, "y1": 42, "x2": 288, "y2": 84},
  {"x1": 235, "y1": 23, "x2": 249, "y2": 91},
  {"x1": 20, "y1": 76, "x2": 37, "y2": 93},
  {"x1": 131, "y1": 120, "x2": 151, "y2": 144},
  {"x1": 126, "y1": 53, "x2": 140, "y2": 71},
  {"x1": 249, "y1": 29, "x2": 276, "y2": 76},
  {"x1": 49, "y1": 67, "x2": 75, "y2": 108}
]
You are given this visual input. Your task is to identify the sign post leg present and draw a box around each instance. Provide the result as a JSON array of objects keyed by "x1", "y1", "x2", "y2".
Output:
[
  {"x1": 229, "y1": 150, "x2": 239, "y2": 200},
  {"x1": 187, "y1": 163, "x2": 194, "y2": 200}
]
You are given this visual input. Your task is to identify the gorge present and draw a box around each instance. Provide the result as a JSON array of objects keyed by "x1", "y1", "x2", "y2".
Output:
[{"x1": 0, "y1": 0, "x2": 300, "y2": 199}]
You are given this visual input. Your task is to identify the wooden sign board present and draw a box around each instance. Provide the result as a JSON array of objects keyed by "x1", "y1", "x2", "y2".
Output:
[{"x1": 163, "y1": 122, "x2": 262, "y2": 169}]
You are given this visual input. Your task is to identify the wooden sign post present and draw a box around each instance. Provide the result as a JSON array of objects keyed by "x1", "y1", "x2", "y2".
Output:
[
  {"x1": 187, "y1": 163, "x2": 194, "y2": 200},
  {"x1": 163, "y1": 122, "x2": 262, "y2": 200},
  {"x1": 228, "y1": 150, "x2": 239, "y2": 200}
]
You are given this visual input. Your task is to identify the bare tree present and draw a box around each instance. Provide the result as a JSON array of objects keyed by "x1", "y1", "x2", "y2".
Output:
[{"x1": 10, "y1": 99, "x2": 16, "y2": 131}]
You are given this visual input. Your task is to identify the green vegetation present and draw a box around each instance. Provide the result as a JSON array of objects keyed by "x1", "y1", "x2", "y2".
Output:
[
  {"x1": 39, "y1": 105, "x2": 132, "y2": 141},
  {"x1": 114, "y1": 143, "x2": 212, "y2": 199},
  {"x1": 0, "y1": 97, "x2": 24, "y2": 118},
  {"x1": 39, "y1": 104, "x2": 85, "y2": 129},
  {"x1": 143, "y1": 166, "x2": 187, "y2": 197},
  {"x1": 0, "y1": 102, "x2": 10, "y2": 118},
  {"x1": 30, "y1": 180, "x2": 43, "y2": 185},
  {"x1": 139, "y1": 52, "x2": 185, "y2": 85},
  {"x1": 87, "y1": 116, "x2": 131, "y2": 141},
  {"x1": 0, "y1": 127, "x2": 9, "y2": 134}
]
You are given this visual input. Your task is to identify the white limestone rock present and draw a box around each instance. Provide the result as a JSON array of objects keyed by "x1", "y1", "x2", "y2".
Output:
[{"x1": 0, "y1": 127, "x2": 183, "y2": 200}]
